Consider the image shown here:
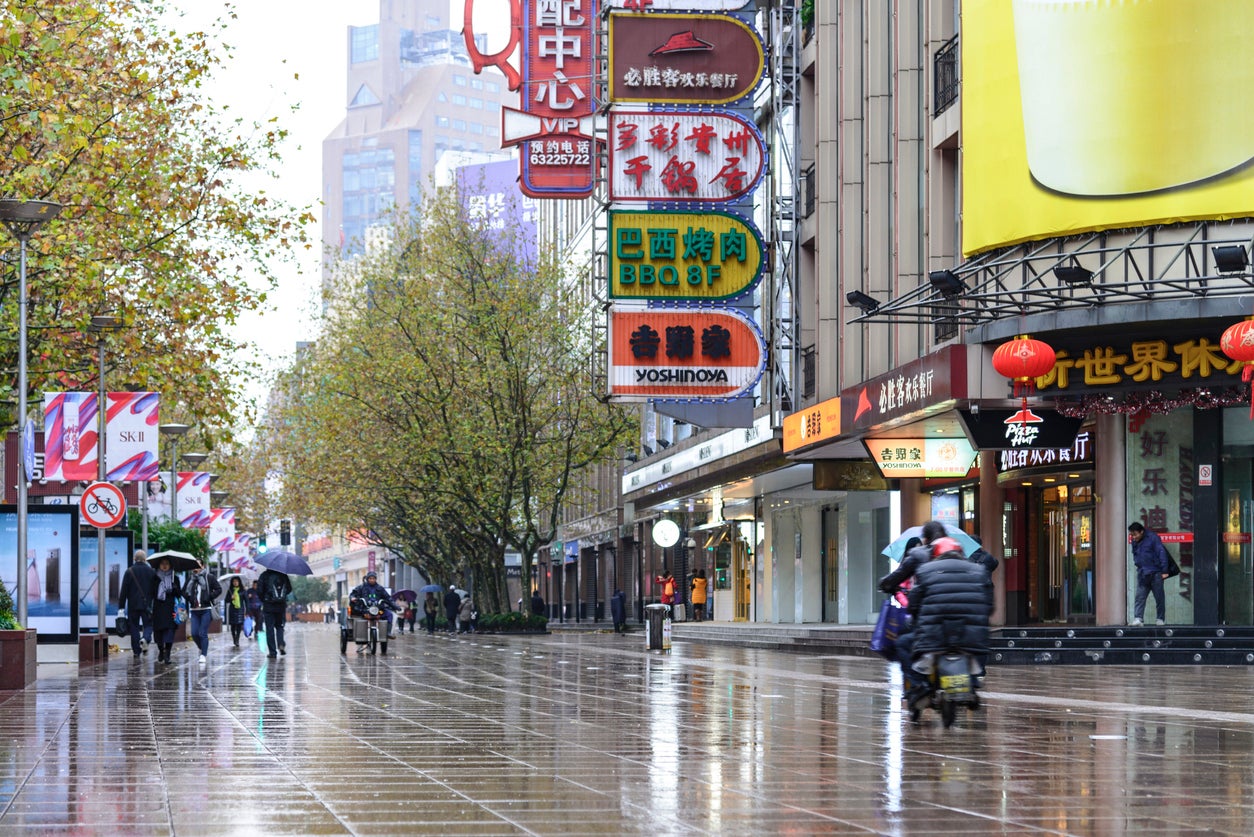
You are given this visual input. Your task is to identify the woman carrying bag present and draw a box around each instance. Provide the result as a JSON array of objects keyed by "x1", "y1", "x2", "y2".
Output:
[{"x1": 224, "y1": 576, "x2": 249, "y2": 648}]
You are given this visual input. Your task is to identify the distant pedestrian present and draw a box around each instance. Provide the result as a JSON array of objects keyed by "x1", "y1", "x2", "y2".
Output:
[
  {"x1": 259, "y1": 567, "x2": 293, "y2": 659},
  {"x1": 969, "y1": 535, "x2": 1000, "y2": 574},
  {"x1": 150, "y1": 556, "x2": 183, "y2": 665},
  {"x1": 403, "y1": 603, "x2": 416, "y2": 633},
  {"x1": 458, "y1": 595, "x2": 474, "y2": 634},
  {"x1": 423, "y1": 592, "x2": 438, "y2": 634},
  {"x1": 443, "y1": 587, "x2": 461, "y2": 632},
  {"x1": 530, "y1": 591, "x2": 545, "y2": 617},
  {"x1": 1129, "y1": 521, "x2": 1170, "y2": 626},
  {"x1": 246, "y1": 580, "x2": 263, "y2": 634},
  {"x1": 610, "y1": 588, "x2": 627, "y2": 633},
  {"x1": 690, "y1": 570, "x2": 708, "y2": 621},
  {"x1": 223, "y1": 576, "x2": 248, "y2": 648},
  {"x1": 118, "y1": 550, "x2": 156, "y2": 659},
  {"x1": 184, "y1": 563, "x2": 222, "y2": 665},
  {"x1": 658, "y1": 572, "x2": 676, "y2": 607}
]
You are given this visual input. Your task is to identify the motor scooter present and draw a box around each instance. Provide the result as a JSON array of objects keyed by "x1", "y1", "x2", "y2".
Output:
[
  {"x1": 908, "y1": 649, "x2": 981, "y2": 727},
  {"x1": 340, "y1": 597, "x2": 389, "y2": 656}
]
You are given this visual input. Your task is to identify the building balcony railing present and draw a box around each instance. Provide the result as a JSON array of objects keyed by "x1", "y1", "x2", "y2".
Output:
[
  {"x1": 802, "y1": 344, "x2": 816, "y2": 398},
  {"x1": 802, "y1": 163, "x2": 816, "y2": 218},
  {"x1": 934, "y1": 35, "x2": 959, "y2": 116}
]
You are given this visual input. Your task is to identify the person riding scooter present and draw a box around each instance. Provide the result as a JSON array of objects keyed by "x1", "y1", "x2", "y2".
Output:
[
  {"x1": 904, "y1": 536, "x2": 993, "y2": 710},
  {"x1": 349, "y1": 572, "x2": 398, "y2": 620}
]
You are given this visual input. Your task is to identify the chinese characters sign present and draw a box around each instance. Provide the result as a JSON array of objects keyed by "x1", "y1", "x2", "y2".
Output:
[
  {"x1": 841, "y1": 345, "x2": 968, "y2": 434},
  {"x1": 864, "y1": 438, "x2": 978, "y2": 478},
  {"x1": 996, "y1": 431, "x2": 1094, "y2": 473},
  {"x1": 609, "y1": 110, "x2": 764, "y2": 202},
  {"x1": 609, "y1": 210, "x2": 762, "y2": 301},
  {"x1": 1035, "y1": 337, "x2": 1244, "y2": 392},
  {"x1": 607, "y1": 0, "x2": 752, "y2": 9},
  {"x1": 465, "y1": 0, "x2": 597, "y2": 198},
  {"x1": 608, "y1": 13, "x2": 764, "y2": 104},
  {"x1": 608, "y1": 307, "x2": 765, "y2": 400},
  {"x1": 782, "y1": 396, "x2": 842, "y2": 454}
]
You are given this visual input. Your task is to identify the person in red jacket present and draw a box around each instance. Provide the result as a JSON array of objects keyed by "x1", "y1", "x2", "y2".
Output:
[{"x1": 657, "y1": 572, "x2": 676, "y2": 606}]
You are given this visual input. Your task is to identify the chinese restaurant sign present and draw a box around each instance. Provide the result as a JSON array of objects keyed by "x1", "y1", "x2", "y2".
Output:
[
  {"x1": 609, "y1": 109, "x2": 765, "y2": 202},
  {"x1": 959, "y1": 408, "x2": 1084, "y2": 451},
  {"x1": 782, "y1": 396, "x2": 842, "y2": 454},
  {"x1": 840, "y1": 345, "x2": 967, "y2": 434},
  {"x1": 464, "y1": 0, "x2": 596, "y2": 198},
  {"x1": 609, "y1": 210, "x2": 762, "y2": 301},
  {"x1": 1034, "y1": 335, "x2": 1244, "y2": 393},
  {"x1": 864, "y1": 438, "x2": 979, "y2": 478},
  {"x1": 996, "y1": 430, "x2": 1094, "y2": 473},
  {"x1": 608, "y1": 13, "x2": 764, "y2": 104},
  {"x1": 608, "y1": 307, "x2": 765, "y2": 400}
]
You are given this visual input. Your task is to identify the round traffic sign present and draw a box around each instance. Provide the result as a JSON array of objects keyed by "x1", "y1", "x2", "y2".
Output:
[{"x1": 80, "y1": 482, "x2": 127, "y2": 528}]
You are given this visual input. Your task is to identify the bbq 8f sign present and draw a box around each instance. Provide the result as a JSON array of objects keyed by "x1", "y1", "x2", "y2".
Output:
[
  {"x1": 610, "y1": 210, "x2": 762, "y2": 301},
  {"x1": 608, "y1": 306, "x2": 765, "y2": 401}
]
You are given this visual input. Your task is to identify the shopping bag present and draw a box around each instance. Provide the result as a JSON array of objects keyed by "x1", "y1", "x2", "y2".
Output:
[
  {"x1": 114, "y1": 611, "x2": 129, "y2": 637},
  {"x1": 1166, "y1": 554, "x2": 1181, "y2": 578},
  {"x1": 173, "y1": 597, "x2": 188, "y2": 626},
  {"x1": 869, "y1": 598, "x2": 910, "y2": 660},
  {"x1": 243, "y1": 615, "x2": 254, "y2": 638}
]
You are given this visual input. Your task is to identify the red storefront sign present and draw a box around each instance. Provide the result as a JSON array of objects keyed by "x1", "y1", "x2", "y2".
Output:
[
  {"x1": 465, "y1": 0, "x2": 597, "y2": 198},
  {"x1": 608, "y1": 12, "x2": 764, "y2": 105},
  {"x1": 609, "y1": 109, "x2": 765, "y2": 202},
  {"x1": 608, "y1": 306, "x2": 765, "y2": 400},
  {"x1": 840, "y1": 345, "x2": 969, "y2": 434}
]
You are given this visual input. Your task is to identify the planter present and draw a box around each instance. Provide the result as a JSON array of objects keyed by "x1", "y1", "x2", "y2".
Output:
[{"x1": 0, "y1": 629, "x2": 37, "y2": 691}]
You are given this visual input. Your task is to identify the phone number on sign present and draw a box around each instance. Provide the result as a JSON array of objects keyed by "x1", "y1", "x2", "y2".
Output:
[{"x1": 529, "y1": 153, "x2": 591, "y2": 167}]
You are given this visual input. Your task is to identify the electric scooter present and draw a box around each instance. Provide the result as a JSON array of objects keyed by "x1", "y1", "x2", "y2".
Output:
[{"x1": 909, "y1": 649, "x2": 981, "y2": 728}]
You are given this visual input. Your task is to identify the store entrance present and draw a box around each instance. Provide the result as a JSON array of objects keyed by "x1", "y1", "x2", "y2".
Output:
[
  {"x1": 1028, "y1": 483, "x2": 1096, "y2": 623},
  {"x1": 1220, "y1": 451, "x2": 1254, "y2": 625}
]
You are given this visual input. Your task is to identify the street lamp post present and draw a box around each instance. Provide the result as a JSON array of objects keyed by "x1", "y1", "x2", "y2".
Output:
[
  {"x1": 88, "y1": 315, "x2": 123, "y2": 635},
  {"x1": 0, "y1": 199, "x2": 62, "y2": 628},
  {"x1": 157, "y1": 423, "x2": 189, "y2": 527}
]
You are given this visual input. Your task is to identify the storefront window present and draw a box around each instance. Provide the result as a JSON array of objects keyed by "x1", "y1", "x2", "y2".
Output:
[
  {"x1": 1125, "y1": 410, "x2": 1195, "y2": 624},
  {"x1": 1221, "y1": 409, "x2": 1254, "y2": 625}
]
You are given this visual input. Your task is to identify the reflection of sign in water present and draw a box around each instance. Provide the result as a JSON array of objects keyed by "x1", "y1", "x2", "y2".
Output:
[
  {"x1": 609, "y1": 109, "x2": 765, "y2": 203},
  {"x1": 609, "y1": 210, "x2": 762, "y2": 301},
  {"x1": 864, "y1": 438, "x2": 978, "y2": 478}
]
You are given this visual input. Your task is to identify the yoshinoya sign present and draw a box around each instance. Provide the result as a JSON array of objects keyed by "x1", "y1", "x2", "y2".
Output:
[
  {"x1": 610, "y1": 210, "x2": 762, "y2": 301},
  {"x1": 464, "y1": 0, "x2": 596, "y2": 198},
  {"x1": 608, "y1": 306, "x2": 765, "y2": 401},
  {"x1": 608, "y1": 13, "x2": 764, "y2": 105},
  {"x1": 864, "y1": 437, "x2": 979, "y2": 478},
  {"x1": 609, "y1": 109, "x2": 765, "y2": 203},
  {"x1": 958, "y1": 408, "x2": 1084, "y2": 451}
]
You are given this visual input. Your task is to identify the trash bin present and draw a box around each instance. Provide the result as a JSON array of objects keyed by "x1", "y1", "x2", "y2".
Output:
[{"x1": 645, "y1": 603, "x2": 671, "y2": 651}]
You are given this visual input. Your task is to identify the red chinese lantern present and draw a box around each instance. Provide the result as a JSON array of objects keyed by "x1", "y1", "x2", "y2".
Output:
[
  {"x1": 1221, "y1": 316, "x2": 1254, "y2": 418},
  {"x1": 992, "y1": 334, "x2": 1056, "y2": 421}
]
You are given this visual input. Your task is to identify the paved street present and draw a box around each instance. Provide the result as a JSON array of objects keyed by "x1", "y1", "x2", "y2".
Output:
[{"x1": 2, "y1": 624, "x2": 1253, "y2": 835}]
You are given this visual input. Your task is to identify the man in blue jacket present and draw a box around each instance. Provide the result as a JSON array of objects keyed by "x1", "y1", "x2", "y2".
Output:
[{"x1": 1129, "y1": 522, "x2": 1170, "y2": 626}]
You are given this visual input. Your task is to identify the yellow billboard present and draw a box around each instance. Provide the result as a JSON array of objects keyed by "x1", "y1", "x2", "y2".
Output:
[{"x1": 963, "y1": 0, "x2": 1254, "y2": 256}]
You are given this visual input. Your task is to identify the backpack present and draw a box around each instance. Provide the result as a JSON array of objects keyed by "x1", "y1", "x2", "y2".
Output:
[{"x1": 263, "y1": 574, "x2": 289, "y2": 605}]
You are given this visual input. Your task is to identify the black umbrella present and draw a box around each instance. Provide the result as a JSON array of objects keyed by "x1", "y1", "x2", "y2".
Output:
[
  {"x1": 254, "y1": 550, "x2": 313, "y2": 576},
  {"x1": 147, "y1": 550, "x2": 202, "y2": 572}
]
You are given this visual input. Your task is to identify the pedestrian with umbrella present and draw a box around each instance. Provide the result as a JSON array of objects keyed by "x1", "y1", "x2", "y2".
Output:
[
  {"x1": 256, "y1": 551, "x2": 307, "y2": 659},
  {"x1": 422, "y1": 590, "x2": 439, "y2": 635},
  {"x1": 147, "y1": 554, "x2": 185, "y2": 665}
]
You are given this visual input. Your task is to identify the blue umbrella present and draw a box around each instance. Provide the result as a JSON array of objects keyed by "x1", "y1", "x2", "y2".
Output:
[
  {"x1": 254, "y1": 550, "x2": 313, "y2": 576},
  {"x1": 418, "y1": 583, "x2": 443, "y2": 594},
  {"x1": 881, "y1": 524, "x2": 979, "y2": 562}
]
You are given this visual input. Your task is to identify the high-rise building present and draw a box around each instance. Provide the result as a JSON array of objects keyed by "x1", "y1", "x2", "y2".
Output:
[{"x1": 321, "y1": 0, "x2": 516, "y2": 277}]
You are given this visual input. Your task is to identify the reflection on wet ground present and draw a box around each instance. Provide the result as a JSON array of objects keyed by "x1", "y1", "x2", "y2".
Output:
[{"x1": 1, "y1": 624, "x2": 1252, "y2": 835}]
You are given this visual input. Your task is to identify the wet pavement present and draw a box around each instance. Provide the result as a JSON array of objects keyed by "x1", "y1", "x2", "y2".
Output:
[{"x1": 2, "y1": 624, "x2": 1253, "y2": 836}]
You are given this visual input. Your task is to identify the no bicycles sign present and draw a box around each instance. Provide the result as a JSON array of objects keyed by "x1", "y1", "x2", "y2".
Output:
[{"x1": 80, "y1": 481, "x2": 126, "y2": 528}]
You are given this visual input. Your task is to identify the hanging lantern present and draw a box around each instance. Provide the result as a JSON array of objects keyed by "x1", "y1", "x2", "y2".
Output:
[
  {"x1": 992, "y1": 334, "x2": 1056, "y2": 422},
  {"x1": 1220, "y1": 316, "x2": 1254, "y2": 418}
]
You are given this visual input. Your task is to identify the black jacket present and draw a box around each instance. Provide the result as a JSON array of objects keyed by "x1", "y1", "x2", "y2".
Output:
[
  {"x1": 444, "y1": 589, "x2": 461, "y2": 617},
  {"x1": 118, "y1": 561, "x2": 157, "y2": 614},
  {"x1": 878, "y1": 543, "x2": 932, "y2": 594},
  {"x1": 969, "y1": 547, "x2": 1000, "y2": 574},
  {"x1": 906, "y1": 555, "x2": 992, "y2": 658},
  {"x1": 184, "y1": 571, "x2": 222, "y2": 611},
  {"x1": 350, "y1": 582, "x2": 397, "y2": 614},
  {"x1": 259, "y1": 570, "x2": 292, "y2": 614}
]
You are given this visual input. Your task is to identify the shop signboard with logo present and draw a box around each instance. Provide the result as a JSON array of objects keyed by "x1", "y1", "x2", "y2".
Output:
[
  {"x1": 464, "y1": 0, "x2": 597, "y2": 198},
  {"x1": 864, "y1": 437, "x2": 979, "y2": 478},
  {"x1": 608, "y1": 109, "x2": 765, "y2": 202},
  {"x1": 608, "y1": 307, "x2": 765, "y2": 400},
  {"x1": 782, "y1": 397, "x2": 842, "y2": 454},
  {"x1": 608, "y1": 13, "x2": 764, "y2": 104},
  {"x1": 840, "y1": 345, "x2": 968, "y2": 435},
  {"x1": 609, "y1": 210, "x2": 762, "y2": 301},
  {"x1": 1033, "y1": 333, "x2": 1244, "y2": 394},
  {"x1": 959, "y1": 408, "x2": 1084, "y2": 451}
]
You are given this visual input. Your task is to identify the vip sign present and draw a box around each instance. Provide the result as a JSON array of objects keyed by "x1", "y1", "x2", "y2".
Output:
[
  {"x1": 608, "y1": 13, "x2": 764, "y2": 105},
  {"x1": 864, "y1": 438, "x2": 979, "y2": 479},
  {"x1": 609, "y1": 109, "x2": 765, "y2": 203},
  {"x1": 609, "y1": 210, "x2": 762, "y2": 301},
  {"x1": 464, "y1": 0, "x2": 597, "y2": 198},
  {"x1": 608, "y1": 306, "x2": 765, "y2": 401}
]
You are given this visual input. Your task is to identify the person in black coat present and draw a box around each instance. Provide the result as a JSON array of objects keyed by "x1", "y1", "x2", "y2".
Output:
[
  {"x1": 443, "y1": 587, "x2": 461, "y2": 632},
  {"x1": 610, "y1": 589, "x2": 627, "y2": 633},
  {"x1": 905, "y1": 539, "x2": 993, "y2": 703},
  {"x1": 223, "y1": 576, "x2": 249, "y2": 648},
  {"x1": 530, "y1": 591, "x2": 545, "y2": 617},
  {"x1": 259, "y1": 568, "x2": 292, "y2": 659},
  {"x1": 968, "y1": 535, "x2": 1000, "y2": 574},
  {"x1": 118, "y1": 550, "x2": 157, "y2": 658},
  {"x1": 149, "y1": 556, "x2": 184, "y2": 664}
]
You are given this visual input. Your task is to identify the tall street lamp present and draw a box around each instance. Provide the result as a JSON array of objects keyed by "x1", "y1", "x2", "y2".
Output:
[
  {"x1": 157, "y1": 423, "x2": 189, "y2": 528},
  {"x1": 0, "y1": 198, "x2": 62, "y2": 628},
  {"x1": 88, "y1": 315, "x2": 123, "y2": 635}
]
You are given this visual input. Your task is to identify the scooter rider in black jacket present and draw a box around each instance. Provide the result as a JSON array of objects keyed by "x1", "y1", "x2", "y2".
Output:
[{"x1": 878, "y1": 520, "x2": 948, "y2": 701}]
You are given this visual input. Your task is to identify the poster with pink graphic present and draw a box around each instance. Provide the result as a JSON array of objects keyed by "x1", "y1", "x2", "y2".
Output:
[
  {"x1": 42, "y1": 392, "x2": 159, "y2": 482},
  {"x1": 147, "y1": 471, "x2": 211, "y2": 527},
  {"x1": 208, "y1": 508, "x2": 236, "y2": 553}
]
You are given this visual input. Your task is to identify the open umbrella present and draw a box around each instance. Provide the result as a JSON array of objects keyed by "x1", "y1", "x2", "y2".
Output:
[
  {"x1": 217, "y1": 571, "x2": 257, "y2": 590},
  {"x1": 881, "y1": 524, "x2": 979, "y2": 562},
  {"x1": 253, "y1": 550, "x2": 313, "y2": 576},
  {"x1": 418, "y1": 583, "x2": 443, "y2": 594},
  {"x1": 392, "y1": 589, "x2": 418, "y2": 603},
  {"x1": 147, "y1": 550, "x2": 202, "y2": 572}
]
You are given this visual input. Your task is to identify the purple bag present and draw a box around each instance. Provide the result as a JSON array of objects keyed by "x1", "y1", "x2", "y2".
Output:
[{"x1": 869, "y1": 598, "x2": 910, "y2": 659}]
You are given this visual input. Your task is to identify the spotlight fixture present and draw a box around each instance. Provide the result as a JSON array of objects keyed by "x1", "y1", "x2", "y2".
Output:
[
  {"x1": 845, "y1": 290, "x2": 880, "y2": 314},
  {"x1": 928, "y1": 269, "x2": 966, "y2": 298},
  {"x1": 1054, "y1": 264, "x2": 1093, "y2": 285},
  {"x1": 1213, "y1": 245, "x2": 1249, "y2": 273}
]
